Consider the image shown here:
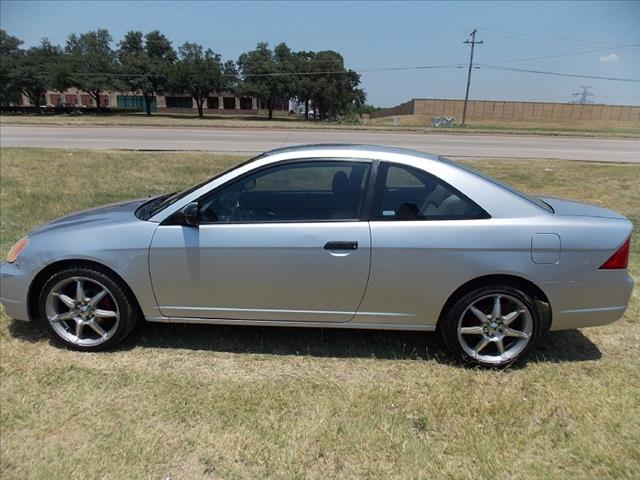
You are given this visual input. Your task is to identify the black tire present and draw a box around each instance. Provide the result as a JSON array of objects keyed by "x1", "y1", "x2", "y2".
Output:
[
  {"x1": 439, "y1": 285, "x2": 542, "y2": 368},
  {"x1": 38, "y1": 266, "x2": 138, "y2": 351}
]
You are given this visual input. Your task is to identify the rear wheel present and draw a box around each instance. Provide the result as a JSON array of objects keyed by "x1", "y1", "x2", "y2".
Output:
[
  {"x1": 38, "y1": 267, "x2": 137, "y2": 351},
  {"x1": 440, "y1": 285, "x2": 541, "y2": 367}
]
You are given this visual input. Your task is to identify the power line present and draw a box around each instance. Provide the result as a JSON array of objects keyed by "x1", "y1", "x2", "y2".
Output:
[
  {"x1": 70, "y1": 62, "x2": 638, "y2": 84},
  {"x1": 245, "y1": 64, "x2": 463, "y2": 76},
  {"x1": 73, "y1": 64, "x2": 463, "y2": 79},
  {"x1": 471, "y1": 93, "x2": 639, "y2": 104},
  {"x1": 483, "y1": 27, "x2": 637, "y2": 48},
  {"x1": 174, "y1": 27, "x2": 466, "y2": 46},
  {"x1": 75, "y1": 73, "x2": 166, "y2": 77},
  {"x1": 476, "y1": 64, "x2": 640, "y2": 83},
  {"x1": 462, "y1": 29, "x2": 483, "y2": 126},
  {"x1": 481, "y1": 43, "x2": 640, "y2": 66},
  {"x1": 483, "y1": 61, "x2": 620, "y2": 79},
  {"x1": 351, "y1": 64, "x2": 463, "y2": 72}
]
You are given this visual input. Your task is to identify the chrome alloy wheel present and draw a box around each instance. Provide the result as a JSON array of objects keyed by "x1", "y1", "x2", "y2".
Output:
[
  {"x1": 45, "y1": 276, "x2": 120, "y2": 347},
  {"x1": 457, "y1": 294, "x2": 533, "y2": 365}
]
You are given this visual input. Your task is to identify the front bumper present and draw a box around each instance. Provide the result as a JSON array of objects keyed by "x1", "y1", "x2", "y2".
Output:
[{"x1": 0, "y1": 261, "x2": 32, "y2": 321}]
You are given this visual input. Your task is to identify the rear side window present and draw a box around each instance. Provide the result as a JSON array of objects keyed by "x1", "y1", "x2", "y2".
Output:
[
  {"x1": 442, "y1": 157, "x2": 553, "y2": 212},
  {"x1": 375, "y1": 163, "x2": 488, "y2": 220}
]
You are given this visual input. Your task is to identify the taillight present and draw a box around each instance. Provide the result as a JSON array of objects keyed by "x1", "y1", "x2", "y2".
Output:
[{"x1": 599, "y1": 237, "x2": 630, "y2": 270}]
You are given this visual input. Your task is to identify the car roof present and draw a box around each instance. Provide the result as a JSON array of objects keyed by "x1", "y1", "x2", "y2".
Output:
[{"x1": 262, "y1": 143, "x2": 442, "y2": 162}]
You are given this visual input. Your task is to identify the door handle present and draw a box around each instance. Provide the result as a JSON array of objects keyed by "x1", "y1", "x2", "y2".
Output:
[{"x1": 324, "y1": 241, "x2": 358, "y2": 250}]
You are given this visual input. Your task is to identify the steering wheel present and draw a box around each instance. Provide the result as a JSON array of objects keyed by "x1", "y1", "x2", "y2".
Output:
[
  {"x1": 219, "y1": 192, "x2": 247, "y2": 221},
  {"x1": 200, "y1": 191, "x2": 258, "y2": 222}
]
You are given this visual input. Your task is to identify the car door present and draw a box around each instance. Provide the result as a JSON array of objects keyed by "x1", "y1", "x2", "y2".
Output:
[
  {"x1": 149, "y1": 159, "x2": 372, "y2": 323},
  {"x1": 354, "y1": 161, "x2": 491, "y2": 328}
]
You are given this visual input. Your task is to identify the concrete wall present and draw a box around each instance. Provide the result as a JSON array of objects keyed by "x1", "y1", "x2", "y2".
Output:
[
  {"x1": 370, "y1": 100, "x2": 414, "y2": 118},
  {"x1": 370, "y1": 98, "x2": 640, "y2": 124}
]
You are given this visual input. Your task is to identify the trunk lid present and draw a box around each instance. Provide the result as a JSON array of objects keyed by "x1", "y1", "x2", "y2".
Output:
[{"x1": 539, "y1": 196, "x2": 627, "y2": 220}]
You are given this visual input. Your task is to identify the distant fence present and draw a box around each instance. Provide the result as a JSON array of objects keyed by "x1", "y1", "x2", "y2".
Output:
[{"x1": 370, "y1": 98, "x2": 640, "y2": 124}]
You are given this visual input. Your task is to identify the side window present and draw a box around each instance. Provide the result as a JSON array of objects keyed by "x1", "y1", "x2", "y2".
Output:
[
  {"x1": 199, "y1": 160, "x2": 370, "y2": 223},
  {"x1": 376, "y1": 163, "x2": 486, "y2": 220}
]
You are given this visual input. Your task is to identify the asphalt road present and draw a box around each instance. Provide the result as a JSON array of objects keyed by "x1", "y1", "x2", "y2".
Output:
[{"x1": 1, "y1": 125, "x2": 639, "y2": 162}]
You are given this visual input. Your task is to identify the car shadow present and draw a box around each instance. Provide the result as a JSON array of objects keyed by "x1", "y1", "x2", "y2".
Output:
[
  {"x1": 524, "y1": 329, "x2": 602, "y2": 364},
  {"x1": 8, "y1": 319, "x2": 601, "y2": 365}
]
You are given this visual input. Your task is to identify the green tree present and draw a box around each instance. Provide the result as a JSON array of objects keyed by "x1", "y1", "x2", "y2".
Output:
[
  {"x1": 237, "y1": 42, "x2": 294, "y2": 119},
  {"x1": 170, "y1": 42, "x2": 228, "y2": 118},
  {"x1": 359, "y1": 103, "x2": 381, "y2": 114},
  {"x1": 116, "y1": 30, "x2": 176, "y2": 115},
  {"x1": 10, "y1": 39, "x2": 65, "y2": 113},
  {"x1": 0, "y1": 30, "x2": 23, "y2": 105},
  {"x1": 310, "y1": 51, "x2": 364, "y2": 120},
  {"x1": 64, "y1": 29, "x2": 115, "y2": 111},
  {"x1": 222, "y1": 59, "x2": 239, "y2": 94},
  {"x1": 293, "y1": 50, "x2": 316, "y2": 119}
]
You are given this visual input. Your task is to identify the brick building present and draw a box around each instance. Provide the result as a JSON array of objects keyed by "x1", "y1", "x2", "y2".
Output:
[{"x1": 20, "y1": 88, "x2": 290, "y2": 115}]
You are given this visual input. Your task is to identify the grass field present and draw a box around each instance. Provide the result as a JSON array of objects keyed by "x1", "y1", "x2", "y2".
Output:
[
  {"x1": 366, "y1": 115, "x2": 640, "y2": 138},
  {"x1": 2, "y1": 112, "x2": 639, "y2": 138},
  {"x1": 1, "y1": 148, "x2": 639, "y2": 479}
]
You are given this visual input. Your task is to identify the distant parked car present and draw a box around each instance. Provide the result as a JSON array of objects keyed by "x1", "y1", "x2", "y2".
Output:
[
  {"x1": 1, "y1": 145, "x2": 633, "y2": 367},
  {"x1": 54, "y1": 102, "x2": 78, "y2": 113}
]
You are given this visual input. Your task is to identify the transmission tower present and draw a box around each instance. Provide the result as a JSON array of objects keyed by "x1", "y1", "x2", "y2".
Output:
[{"x1": 570, "y1": 86, "x2": 594, "y2": 104}]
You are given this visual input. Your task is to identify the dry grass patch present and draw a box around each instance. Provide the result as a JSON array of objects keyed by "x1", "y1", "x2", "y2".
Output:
[
  {"x1": 366, "y1": 114, "x2": 640, "y2": 137},
  {"x1": 1, "y1": 148, "x2": 639, "y2": 479}
]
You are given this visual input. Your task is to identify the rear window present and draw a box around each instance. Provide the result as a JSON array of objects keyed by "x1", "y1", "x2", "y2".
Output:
[
  {"x1": 439, "y1": 157, "x2": 554, "y2": 212},
  {"x1": 375, "y1": 163, "x2": 489, "y2": 220}
]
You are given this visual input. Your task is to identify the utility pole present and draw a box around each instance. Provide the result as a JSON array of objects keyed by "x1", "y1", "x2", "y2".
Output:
[
  {"x1": 570, "y1": 86, "x2": 594, "y2": 104},
  {"x1": 461, "y1": 29, "x2": 483, "y2": 126}
]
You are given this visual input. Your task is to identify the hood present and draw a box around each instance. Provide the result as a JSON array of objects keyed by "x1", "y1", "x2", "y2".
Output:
[
  {"x1": 31, "y1": 198, "x2": 148, "y2": 235},
  {"x1": 539, "y1": 196, "x2": 627, "y2": 220}
]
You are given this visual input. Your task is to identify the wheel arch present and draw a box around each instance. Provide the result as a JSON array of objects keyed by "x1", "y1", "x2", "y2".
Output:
[
  {"x1": 27, "y1": 259, "x2": 144, "y2": 322},
  {"x1": 436, "y1": 274, "x2": 552, "y2": 331}
]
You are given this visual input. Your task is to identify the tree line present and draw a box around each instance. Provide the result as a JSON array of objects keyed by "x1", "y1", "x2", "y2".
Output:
[{"x1": 0, "y1": 29, "x2": 368, "y2": 120}]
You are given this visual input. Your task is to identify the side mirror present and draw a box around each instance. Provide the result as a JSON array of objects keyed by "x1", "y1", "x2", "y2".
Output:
[{"x1": 181, "y1": 201, "x2": 200, "y2": 226}]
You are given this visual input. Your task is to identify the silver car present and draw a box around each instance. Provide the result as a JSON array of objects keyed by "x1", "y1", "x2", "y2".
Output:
[{"x1": 1, "y1": 145, "x2": 634, "y2": 367}]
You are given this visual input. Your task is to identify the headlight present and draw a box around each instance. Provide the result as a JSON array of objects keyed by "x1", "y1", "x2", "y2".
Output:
[{"x1": 6, "y1": 237, "x2": 28, "y2": 263}]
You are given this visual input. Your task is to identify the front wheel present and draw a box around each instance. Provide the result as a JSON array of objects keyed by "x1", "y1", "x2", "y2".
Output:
[
  {"x1": 440, "y1": 285, "x2": 542, "y2": 367},
  {"x1": 38, "y1": 266, "x2": 137, "y2": 351}
]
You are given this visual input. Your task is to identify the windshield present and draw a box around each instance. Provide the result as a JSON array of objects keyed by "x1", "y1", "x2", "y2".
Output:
[{"x1": 139, "y1": 154, "x2": 266, "y2": 220}]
